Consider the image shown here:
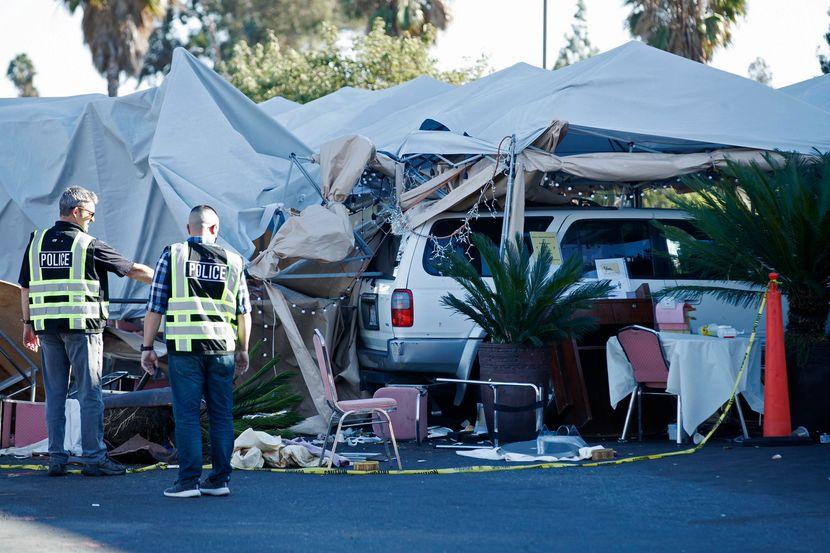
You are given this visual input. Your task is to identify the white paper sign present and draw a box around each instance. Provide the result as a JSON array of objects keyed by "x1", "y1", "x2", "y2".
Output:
[{"x1": 595, "y1": 258, "x2": 631, "y2": 298}]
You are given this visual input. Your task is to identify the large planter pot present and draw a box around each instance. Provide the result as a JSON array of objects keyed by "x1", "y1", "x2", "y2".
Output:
[
  {"x1": 787, "y1": 340, "x2": 830, "y2": 435},
  {"x1": 478, "y1": 343, "x2": 551, "y2": 443}
]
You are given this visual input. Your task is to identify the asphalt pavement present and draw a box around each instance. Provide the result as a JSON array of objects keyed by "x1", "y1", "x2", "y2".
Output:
[{"x1": 1, "y1": 440, "x2": 828, "y2": 552}]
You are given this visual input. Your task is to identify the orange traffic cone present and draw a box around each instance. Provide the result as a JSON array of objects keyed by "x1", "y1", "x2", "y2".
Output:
[{"x1": 763, "y1": 273, "x2": 792, "y2": 437}]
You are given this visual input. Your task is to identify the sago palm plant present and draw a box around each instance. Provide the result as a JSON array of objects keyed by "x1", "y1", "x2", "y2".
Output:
[
  {"x1": 437, "y1": 233, "x2": 613, "y2": 346},
  {"x1": 660, "y1": 152, "x2": 830, "y2": 345}
]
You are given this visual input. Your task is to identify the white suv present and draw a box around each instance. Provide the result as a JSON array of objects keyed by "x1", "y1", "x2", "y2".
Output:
[{"x1": 357, "y1": 207, "x2": 759, "y2": 393}]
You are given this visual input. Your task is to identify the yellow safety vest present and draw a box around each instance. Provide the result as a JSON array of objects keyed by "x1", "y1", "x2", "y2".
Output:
[
  {"x1": 28, "y1": 228, "x2": 109, "y2": 331},
  {"x1": 166, "y1": 241, "x2": 243, "y2": 353}
]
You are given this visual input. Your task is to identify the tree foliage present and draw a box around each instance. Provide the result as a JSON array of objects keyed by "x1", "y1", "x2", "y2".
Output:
[
  {"x1": 554, "y1": 0, "x2": 598, "y2": 70},
  {"x1": 223, "y1": 19, "x2": 486, "y2": 104},
  {"x1": 747, "y1": 56, "x2": 772, "y2": 86},
  {"x1": 437, "y1": 233, "x2": 612, "y2": 346},
  {"x1": 140, "y1": 0, "x2": 450, "y2": 82},
  {"x1": 340, "y1": 0, "x2": 450, "y2": 37},
  {"x1": 6, "y1": 53, "x2": 39, "y2": 97},
  {"x1": 625, "y1": 0, "x2": 747, "y2": 63},
  {"x1": 819, "y1": 8, "x2": 830, "y2": 74}
]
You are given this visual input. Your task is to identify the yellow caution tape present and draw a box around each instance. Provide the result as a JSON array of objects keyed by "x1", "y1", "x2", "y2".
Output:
[{"x1": 1, "y1": 291, "x2": 768, "y2": 477}]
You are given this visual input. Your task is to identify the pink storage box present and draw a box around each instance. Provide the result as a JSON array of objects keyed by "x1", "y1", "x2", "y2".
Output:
[
  {"x1": 1, "y1": 400, "x2": 47, "y2": 449},
  {"x1": 371, "y1": 386, "x2": 428, "y2": 443}
]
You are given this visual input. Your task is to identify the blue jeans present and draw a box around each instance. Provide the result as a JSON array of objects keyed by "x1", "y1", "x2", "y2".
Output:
[
  {"x1": 40, "y1": 332, "x2": 107, "y2": 465},
  {"x1": 168, "y1": 353, "x2": 235, "y2": 486}
]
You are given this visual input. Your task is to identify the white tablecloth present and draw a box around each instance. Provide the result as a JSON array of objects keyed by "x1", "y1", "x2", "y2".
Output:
[{"x1": 607, "y1": 333, "x2": 764, "y2": 436}]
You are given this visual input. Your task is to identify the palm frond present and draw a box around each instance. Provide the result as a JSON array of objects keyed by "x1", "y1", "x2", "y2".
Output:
[{"x1": 439, "y1": 233, "x2": 611, "y2": 345}]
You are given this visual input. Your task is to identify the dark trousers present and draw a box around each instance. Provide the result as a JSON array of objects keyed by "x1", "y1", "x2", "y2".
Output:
[{"x1": 168, "y1": 353, "x2": 235, "y2": 486}]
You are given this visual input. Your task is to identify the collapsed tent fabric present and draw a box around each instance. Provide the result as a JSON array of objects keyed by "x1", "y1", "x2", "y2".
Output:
[
  {"x1": 0, "y1": 48, "x2": 316, "y2": 316},
  {"x1": 779, "y1": 74, "x2": 830, "y2": 113}
]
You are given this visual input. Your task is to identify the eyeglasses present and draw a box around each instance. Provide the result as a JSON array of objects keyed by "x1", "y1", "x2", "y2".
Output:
[{"x1": 77, "y1": 207, "x2": 95, "y2": 219}]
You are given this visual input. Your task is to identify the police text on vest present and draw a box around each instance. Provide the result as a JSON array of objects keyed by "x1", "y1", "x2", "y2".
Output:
[
  {"x1": 40, "y1": 251, "x2": 73, "y2": 269},
  {"x1": 186, "y1": 261, "x2": 228, "y2": 282}
]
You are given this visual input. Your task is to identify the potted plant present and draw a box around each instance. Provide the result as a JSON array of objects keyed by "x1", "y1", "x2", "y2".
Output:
[
  {"x1": 437, "y1": 232, "x2": 613, "y2": 442},
  {"x1": 660, "y1": 152, "x2": 830, "y2": 434}
]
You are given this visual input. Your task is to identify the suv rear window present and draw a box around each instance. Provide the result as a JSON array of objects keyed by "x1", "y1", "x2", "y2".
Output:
[{"x1": 422, "y1": 216, "x2": 553, "y2": 276}]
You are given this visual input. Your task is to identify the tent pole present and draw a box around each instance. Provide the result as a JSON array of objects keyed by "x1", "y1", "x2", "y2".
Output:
[{"x1": 499, "y1": 135, "x2": 517, "y2": 258}]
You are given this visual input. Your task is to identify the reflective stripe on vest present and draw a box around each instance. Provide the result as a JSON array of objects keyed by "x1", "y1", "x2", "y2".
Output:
[
  {"x1": 28, "y1": 229, "x2": 107, "y2": 331},
  {"x1": 167, "y1": 242, "x2": 242, "y2": 352}
]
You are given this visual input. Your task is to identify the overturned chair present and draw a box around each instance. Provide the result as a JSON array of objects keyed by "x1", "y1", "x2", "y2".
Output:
[{"x1": 312, "y1": 329, "x2": 401, "y2": 469}]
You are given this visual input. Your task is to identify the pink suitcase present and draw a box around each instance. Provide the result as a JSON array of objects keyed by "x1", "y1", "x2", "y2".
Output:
[
  {"x1": 1, "y1": 400, "x2": 47, "y2": 449},
  {"x1": 371, "y1": 386, "x2": 427, "y2": 443}
]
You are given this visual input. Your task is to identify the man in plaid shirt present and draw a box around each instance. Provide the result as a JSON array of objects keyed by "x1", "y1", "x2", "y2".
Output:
[{"x1": 141, "y1": 205, "x2": 251, "y2": 499}]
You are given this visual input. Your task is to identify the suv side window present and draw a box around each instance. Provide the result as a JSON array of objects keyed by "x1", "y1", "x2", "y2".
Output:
[
  {"x1": 560, "y1": 219, "x2": 655, "y2": 278},
  {"x1": 654, "y1": 219, "x2": 709, "y2": 280},
  {"x1": 422, "y1": 216, "x2": 553, "y2": 276}
]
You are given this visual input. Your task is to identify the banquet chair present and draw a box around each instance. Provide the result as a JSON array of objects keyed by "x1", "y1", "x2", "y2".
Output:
[
  {"x1": 616, "y1": 325, "x2": 680, "y2": 442},
  {"x1": 312, "y1": 329, "x2": 402, "y2": 469}
]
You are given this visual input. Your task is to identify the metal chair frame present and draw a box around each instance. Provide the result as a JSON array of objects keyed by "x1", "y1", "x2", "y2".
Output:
[{"x1": 313, "y1": 329, "x2": 401, "y2": 469}]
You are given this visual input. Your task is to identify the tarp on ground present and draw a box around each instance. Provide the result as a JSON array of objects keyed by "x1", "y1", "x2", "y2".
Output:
[
  {"x1": 0, "y1": 48, "x2": 317, "y2": 316},
  {"x1": 293, "y1": 41, "x2": 830, "y2": 157},
  {"x1": 779, "y1": 74, "x2": 830, "y2": 113}
]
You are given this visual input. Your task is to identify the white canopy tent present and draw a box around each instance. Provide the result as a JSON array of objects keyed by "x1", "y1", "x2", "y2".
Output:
[
  {"x1": 779, "y1": 74, "x2": 830, "y2": 113},
  {"x1": 0, "y1": 48, "x2": 318, "y2": 316},
  {"x1": 388, "y1": 41, "x2": 830, "y2": 157}
]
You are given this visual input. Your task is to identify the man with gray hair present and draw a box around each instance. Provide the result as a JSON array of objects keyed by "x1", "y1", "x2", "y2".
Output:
[{"x1": 19, "y1": 186, "x2": 155, "y2": 477}]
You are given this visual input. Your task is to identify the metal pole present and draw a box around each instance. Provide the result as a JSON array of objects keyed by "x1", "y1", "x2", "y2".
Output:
[
  {"x1": 542, "y1": 0, "x2": 548, "y2": 69},
  {"x1": 499, "y1": 135, "x2": 517, "y2": 258}
]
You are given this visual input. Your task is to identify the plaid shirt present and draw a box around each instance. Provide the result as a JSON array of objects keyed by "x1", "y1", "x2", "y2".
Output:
[{"x1": 147, "y1": 237, "x2": 251, "y2": 315}]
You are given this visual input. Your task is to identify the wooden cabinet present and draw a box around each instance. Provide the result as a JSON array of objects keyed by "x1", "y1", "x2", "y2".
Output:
[{"x1": 549, "y1": 285, "x2": 663, "y2": 436}]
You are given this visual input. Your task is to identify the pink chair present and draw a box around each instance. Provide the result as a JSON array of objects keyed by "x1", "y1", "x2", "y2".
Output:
[
  {"x1": 616, "y1": 325, "x2": 680, "y2": 442},
  {"x1": 313, "y1": 329, "x2": 402, "y2": 469}
]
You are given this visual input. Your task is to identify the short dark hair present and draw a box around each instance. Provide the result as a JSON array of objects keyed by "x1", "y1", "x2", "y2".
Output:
[{"x1": 188, "y1": 204, "x2": 219, "y2": 226}]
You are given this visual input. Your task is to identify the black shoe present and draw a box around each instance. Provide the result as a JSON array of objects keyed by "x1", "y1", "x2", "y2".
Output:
[
  {"x1": 164, "y1": 481, "x2": 201, "y2": 498},
  {"x1": 47, "y1": 462, "x2": 67, "y2": 477},
  {"x1": 199, "y1": 478, "x2": 230, "y2": 497},
  {"x1": 82, "y1": 457, "x2": 126, "y2": 477}
]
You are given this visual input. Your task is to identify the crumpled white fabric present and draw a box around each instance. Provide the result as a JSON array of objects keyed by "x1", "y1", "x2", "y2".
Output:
[
  {"x1": 230, "y1": 428, "x2": 319, "y2": 470},
  {"x1": 456, "y1": 445, "x2": 604, "y2": 463},
  {"x1": 0, "y1": 399, "x2": 81, "y2": 458}
]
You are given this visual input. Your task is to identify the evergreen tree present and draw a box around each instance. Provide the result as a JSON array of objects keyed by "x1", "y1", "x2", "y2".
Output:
[
  {"x1": 554, "y1": 0, "x2": 598, "y2": 70},
  {"x1": 819, "y1": 8, "x2": 830, "y2": 74},
  {"x1": 747, "y1": 56, "x2": 772, "y2": 86},
  {"x1": 223, "y1": 19, "x2": 485, "y2": 104},
  {"x1": 6, "y1": 53, "x2": 39, "y2": 97}
]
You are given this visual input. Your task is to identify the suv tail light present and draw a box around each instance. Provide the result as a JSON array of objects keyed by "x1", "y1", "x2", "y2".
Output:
[{"x1": 391, "y1": 289, "x2": 414, "y2": 327}]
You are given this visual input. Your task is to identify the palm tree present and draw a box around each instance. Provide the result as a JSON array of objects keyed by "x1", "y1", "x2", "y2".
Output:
[
  {"x1": 625, "y1": 0, "x2": 747, "y2": 63},
  {"x1": 437, "y1": 233, "x2": 613, "y2": 346},
  {"x1": 340, "y1": 0, "x2": 450, "y2": 39},
  {"x1": 6, "y1": 53, "x2": 39, "y2": 97},
  {"x1": 63, "y1": 0, "x2": 169, "y2": 96}
]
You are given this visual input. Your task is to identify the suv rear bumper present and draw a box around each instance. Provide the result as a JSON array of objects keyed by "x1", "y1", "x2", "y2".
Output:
[{"x1": 358, "y1": 338, "x2": 469, "y2": 374}]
